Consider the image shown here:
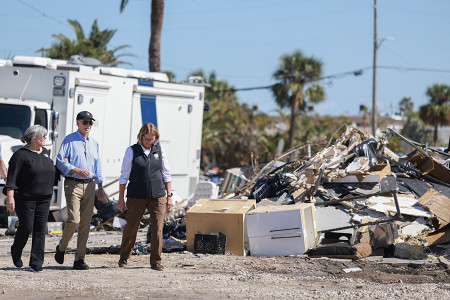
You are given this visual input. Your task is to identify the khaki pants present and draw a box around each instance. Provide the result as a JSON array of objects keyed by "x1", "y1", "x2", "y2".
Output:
[
  {"x1": 120, "y1": 197, "x2": 167, "y2": 265},
  {"x1": 58, "y1": 180, "x2": 95, "y2": 261}
]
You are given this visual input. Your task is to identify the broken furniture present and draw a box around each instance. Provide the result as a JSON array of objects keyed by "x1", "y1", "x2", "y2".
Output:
[
  {"x1": 313, "y1": 175, "x2": 403, "y2": 246},
  {"x1": 246, "y1": 203, "x2": 317, "y2": 256}
]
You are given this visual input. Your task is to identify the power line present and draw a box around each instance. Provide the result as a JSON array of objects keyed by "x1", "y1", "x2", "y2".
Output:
[
  {"x1": 210, "y1": 66, "x2": 450, "y2": 93},
  {"x1": 210, "y1": 68, "x2": 368, "y2": 93},
  {"x1": 16, "y1": 0, "x2": 69, "y2": 28},
  {"x1": 378, "y1": 66, "x2": 450, "y2": 73}
]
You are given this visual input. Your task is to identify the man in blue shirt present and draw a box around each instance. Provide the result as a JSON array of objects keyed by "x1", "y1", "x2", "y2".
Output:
[{"x1": 54, "y1": 111, "x2": 105, "y2": 270}]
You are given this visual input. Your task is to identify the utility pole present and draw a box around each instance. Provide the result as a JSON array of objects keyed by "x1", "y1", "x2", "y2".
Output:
[{"x1": 371, "y1": 0, "x2": 378, "y2": 137}]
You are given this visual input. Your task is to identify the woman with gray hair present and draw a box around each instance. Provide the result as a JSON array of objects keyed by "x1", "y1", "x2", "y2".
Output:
[{"x1": 4, "y1": 125, "x2": 55, "y2": 272}]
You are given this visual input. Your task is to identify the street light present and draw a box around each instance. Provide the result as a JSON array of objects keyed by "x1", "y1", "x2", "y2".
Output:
[{"x1": 371, "y1": 0, "x2": 394, "y2": 137}]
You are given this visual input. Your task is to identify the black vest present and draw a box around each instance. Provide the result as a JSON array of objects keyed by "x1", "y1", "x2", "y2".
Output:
[{"x1": 126, "y1": 144, "x2": 165, "y2": 199}]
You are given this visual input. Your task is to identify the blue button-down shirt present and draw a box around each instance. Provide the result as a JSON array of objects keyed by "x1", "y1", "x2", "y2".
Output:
[{"x1": 56, "y1": 130, "x2": 103, "y2": 184}]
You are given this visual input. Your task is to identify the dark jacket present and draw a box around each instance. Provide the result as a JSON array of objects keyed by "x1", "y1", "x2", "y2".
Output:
[
  {"x1": 5, "y1": 147, "x2": 55, "y2": 198},
  {"x1": 126, "y1": 144, "x2": 165, "y2": 199}
]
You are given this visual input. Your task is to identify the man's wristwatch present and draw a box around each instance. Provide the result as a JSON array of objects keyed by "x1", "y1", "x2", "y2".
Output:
[{"x1": 167, "y1": 192, "x2": 173, "y2": 197}]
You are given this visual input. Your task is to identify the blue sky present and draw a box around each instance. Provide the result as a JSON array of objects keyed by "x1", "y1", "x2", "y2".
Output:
[{"x1": 1, "y1": 0, "x2": 449, "y2": 117}]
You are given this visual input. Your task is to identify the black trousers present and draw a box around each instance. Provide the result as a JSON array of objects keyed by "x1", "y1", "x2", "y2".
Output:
[{"x1": 11, "y1": 196, "x2": 51, "y2": 269}]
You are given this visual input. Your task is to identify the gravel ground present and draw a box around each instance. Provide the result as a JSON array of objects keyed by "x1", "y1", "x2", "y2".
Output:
[{"x1": 0, "y1": 229, "x2": 449, "y2": 299}]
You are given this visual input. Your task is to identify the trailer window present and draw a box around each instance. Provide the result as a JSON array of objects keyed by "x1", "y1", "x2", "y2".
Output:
[
  {"x1": 0, "y1": 104, "x2": 31, "y2": 139},
  {"x1": 34, "y1": 109, "x2": 48, "y2": 128}
]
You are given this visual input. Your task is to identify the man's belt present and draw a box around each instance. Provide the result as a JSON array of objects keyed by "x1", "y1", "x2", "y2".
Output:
[{"x1": 65, "y1": 177, "x2": 95, "y2": 183}]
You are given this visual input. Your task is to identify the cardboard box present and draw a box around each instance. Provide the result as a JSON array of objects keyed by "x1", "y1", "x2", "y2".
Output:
[
  {"x1": 246, "y1": 203, "x2": 317, "y2": 256},
  {"x1": 332, "y1": 164, "x2": 391, "y2": 183},
  {"x1": 186, "y1": 198, "x2": 256, "y2": 256}
]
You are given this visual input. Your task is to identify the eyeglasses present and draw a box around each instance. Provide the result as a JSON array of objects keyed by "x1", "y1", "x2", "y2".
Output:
[
  {"x1": 143, "y1": 137, "x2": 156, "y2": 143},
  {"x1": 82, "y1": 120, "x2": 93, "y2": 125}
]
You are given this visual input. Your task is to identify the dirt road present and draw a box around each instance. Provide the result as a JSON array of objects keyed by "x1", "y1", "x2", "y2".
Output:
[{"x1": 0, "y1": 230, "x2": 449, "y2": 299}]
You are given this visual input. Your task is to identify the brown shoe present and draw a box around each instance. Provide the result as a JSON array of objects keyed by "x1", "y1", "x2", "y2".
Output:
[
  {"x1": 151, "y1": 264, "x2": 164, "y2": 271},
  {"x1": 118, "y1": 258, "x2": 127, "y2": 268}
]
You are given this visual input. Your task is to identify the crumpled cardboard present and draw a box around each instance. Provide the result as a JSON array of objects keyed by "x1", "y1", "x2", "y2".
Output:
[
  {"x1": 418, "y1": 189, "x2": 450, "y2": 229},
  {"x1": 408, "y1": 152, "x2": 450, "y2": 184}
]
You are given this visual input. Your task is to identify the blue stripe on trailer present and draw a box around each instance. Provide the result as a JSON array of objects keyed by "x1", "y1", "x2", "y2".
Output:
[
  {"x1": 140, "y1": 95, "x2": 157, "y2": 127},
  {"x1": 138, "y1": 80, "x2": 154, "y2": 87}
]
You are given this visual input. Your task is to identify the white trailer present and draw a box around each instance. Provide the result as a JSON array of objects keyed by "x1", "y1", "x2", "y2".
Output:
[{"x1": 0, "y1": 56, "x2": 206, "y2": 217}]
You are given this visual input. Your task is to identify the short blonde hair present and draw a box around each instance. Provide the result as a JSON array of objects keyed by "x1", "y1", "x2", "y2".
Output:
[
  {"x1": 20, "y1": 125, "x2": 47, "y2": 144},
  {"x1": 137, "y1": 123, "x2": 159, "y2": 145}
]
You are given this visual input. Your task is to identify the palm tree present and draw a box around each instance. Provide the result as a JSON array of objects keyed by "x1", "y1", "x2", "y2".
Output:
[
  {"x1": 272, "y1": 50, "x2": 325, "y2": 150},
  {"x1": 38, "y1": 19, "x2": 132, "y2": 66},
  {"x1": 120, "y1": 0, "x2": 164, "y2": 72},
  {"x1": 419, "y1": 84, "x2": 450, "y2": 146},
  {"x1": 401, "y1": 113, "x2": 433, "y2": 146},
  {"x1": 163, "y1": 70, "x2": 176, "y2": 81},
  {"x1": 399, "y1": 97, "x2": 414, "y2": 116}
]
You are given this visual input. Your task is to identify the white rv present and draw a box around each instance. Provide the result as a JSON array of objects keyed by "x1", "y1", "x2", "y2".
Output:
[{"x1": 0, "y1": 56, "x2": 206, "y2": 217}]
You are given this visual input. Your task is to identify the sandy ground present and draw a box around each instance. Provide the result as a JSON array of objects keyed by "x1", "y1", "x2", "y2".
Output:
[{"x1": 0, "y1": 229, "x2": 449, "y2": 300}]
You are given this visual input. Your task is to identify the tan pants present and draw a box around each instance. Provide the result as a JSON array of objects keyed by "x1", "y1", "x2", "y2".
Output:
[
  {"x1": 58, "y1": 180, "x2": 95, "y2": 261},
  {"x1": 120, "y1": 197, "x2": 167, "y2": 265}
]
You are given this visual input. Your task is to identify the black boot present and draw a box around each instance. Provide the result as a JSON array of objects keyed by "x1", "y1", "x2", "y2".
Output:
[{"x1": 11, "y1": 245, "x2": 23, "y2": 268}]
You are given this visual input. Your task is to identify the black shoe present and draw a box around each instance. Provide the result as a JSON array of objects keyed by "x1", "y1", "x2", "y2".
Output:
[
  {"x1": 13, "y1": 258, "x2": 23, "y2": 268},
  {"x1": 11, "y1": 246, "x2": 23, "y2": 268},
  {"x1": 118, "y1": 258, "x2": 127, "y2": 268},
  {"x1": 73, "y1": 259, "x2": 89, "y2": 270},
  {"x1": 55, "y1": 245, "x2": 65, "y2": 264}
]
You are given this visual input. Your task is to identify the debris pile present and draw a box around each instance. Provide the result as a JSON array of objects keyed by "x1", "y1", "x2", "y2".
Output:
[{"x1": 216, "y1": 126, "x2": 450, "y2": 259}]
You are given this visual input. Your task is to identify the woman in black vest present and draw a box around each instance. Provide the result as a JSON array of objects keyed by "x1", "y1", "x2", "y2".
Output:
[
  {"x1": 5, "y1": 125, "x2": 55, "y2": 272},
  {"x1": 117, "y1": 123, "x2": 172, "y2": 270}
]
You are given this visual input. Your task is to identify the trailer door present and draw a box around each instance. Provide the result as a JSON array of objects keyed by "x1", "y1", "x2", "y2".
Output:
[{"x1": 72, "y1": 81, "x2": 109, "y2": 153}]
